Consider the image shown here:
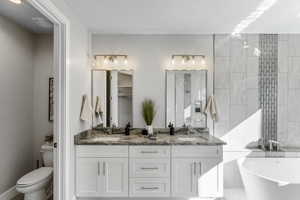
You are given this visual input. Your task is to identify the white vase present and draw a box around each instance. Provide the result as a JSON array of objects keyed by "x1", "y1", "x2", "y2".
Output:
[{"x1": 146, "y1": 125, "x2": 153, "y2": 135}]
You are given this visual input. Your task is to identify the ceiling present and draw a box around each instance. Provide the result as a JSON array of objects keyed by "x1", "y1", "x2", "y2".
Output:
[
  {"x1": 0, "y1": 0, "x2": 53, "y2": 34},
  {"x1": 64, "y1": 0, "x2": 300, "y2": 34}
]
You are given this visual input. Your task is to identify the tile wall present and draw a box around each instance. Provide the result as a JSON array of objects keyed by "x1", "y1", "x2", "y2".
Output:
[
  {"x1": 278, "y1": 34, "x2": 300, "y2": 147},
  {"x1": 214, "y1": 34, "x2": 260, "y2": 141}
]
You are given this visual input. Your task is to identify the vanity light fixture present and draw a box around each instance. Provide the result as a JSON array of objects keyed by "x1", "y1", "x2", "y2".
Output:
[
  {"x1": 167, "y1": 55, "x2": 207, "y2": 70},
  {"x1": 93, "y1": 55, "x2": 133, "y2": 70},
  {"x1": 9, "y1": 0, "x2": 22, "y2": 4}
]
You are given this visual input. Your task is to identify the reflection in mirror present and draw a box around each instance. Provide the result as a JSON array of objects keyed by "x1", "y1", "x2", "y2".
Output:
[
  {"x1": 166, "y1": 70, "x2": 207, "y2": 128},
  {"x1": 92, "y1": 70, "x2": 133, "y2": 128}
]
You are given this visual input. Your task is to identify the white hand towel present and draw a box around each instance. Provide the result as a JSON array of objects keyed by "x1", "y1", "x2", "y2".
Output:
[
  {"x1": 80, "y1": 95, "x2": 92, "y2": 121},
  {"x1": 205, "y1": 95, "x2": 218, "y2": 121}
]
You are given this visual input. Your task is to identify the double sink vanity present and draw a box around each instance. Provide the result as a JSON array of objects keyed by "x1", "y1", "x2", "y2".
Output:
[
  {"x1": 75, "y1": 66, "x2": 225, "y2": 199},
  {"x1": 74, "y1": 129, "x2": 225, "y2": 198}
]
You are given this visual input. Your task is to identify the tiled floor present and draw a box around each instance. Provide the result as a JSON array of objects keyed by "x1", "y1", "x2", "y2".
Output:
[
  {"x1": 11, "y1": 194, "x2": 23, "y2": 200},
  {"x1": 224, "y1": 188, "x2": 247, "y2": 200}
]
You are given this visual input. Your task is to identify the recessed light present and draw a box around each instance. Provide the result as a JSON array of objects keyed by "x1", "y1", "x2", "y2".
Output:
[{"x1": 9, "y1": 0, "x2": 22, "y2": 4}]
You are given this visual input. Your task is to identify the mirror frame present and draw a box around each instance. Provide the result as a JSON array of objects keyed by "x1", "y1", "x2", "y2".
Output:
[
  {"x1": 91, "y1": 69, "x2": 134, "y2": 128},
  {"x1": 165, "y1": 69, "x2": 208, "y2": 128}
]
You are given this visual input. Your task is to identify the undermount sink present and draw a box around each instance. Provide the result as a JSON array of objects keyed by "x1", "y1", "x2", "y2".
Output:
[
  {"x1": 94, "y1": 137, "x2": 120, "y2": 142},
  {"x1": 177, "y1": 137, "x2": 197, "y2": 142}
]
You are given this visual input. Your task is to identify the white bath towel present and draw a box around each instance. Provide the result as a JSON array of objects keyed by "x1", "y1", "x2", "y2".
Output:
[
  {"x1": 205, "y1": 95, "x2": 218, "y2": 121},
  {"x1": 80, "y1": 95, "x2": 92, "y2": 121}
]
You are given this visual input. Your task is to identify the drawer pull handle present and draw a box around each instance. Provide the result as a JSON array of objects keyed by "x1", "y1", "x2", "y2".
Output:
[
  {"x1": 140, "y1": 167, "x2": 159, "y2": 170},
  {"x1": 140, "y1": 151, "x2": 158, "y2": 154},
  {"x1": 141, "y1": 187, "x2": 159, "y2": 190},
  {"x1": 97, "y1": 162, "x2": 100, "y2": 176},
  {"x1": 103, "y1": 162, "x2": 106, "y2": 176},
  {"x1": 193, "y1": 162, "x2": 196, "y2": 176},
  {"x1": 199, "y1": 162, "x2": 202, "y2": 175}
]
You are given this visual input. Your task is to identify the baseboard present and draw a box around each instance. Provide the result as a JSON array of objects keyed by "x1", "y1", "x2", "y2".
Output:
[{"x1": 0, "y1": 186, "x2": 19, "y2": 200}]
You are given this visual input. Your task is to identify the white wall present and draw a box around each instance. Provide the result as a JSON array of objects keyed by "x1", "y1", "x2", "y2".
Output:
[
  {"x1": 49, "y1": 1, "x2": 90, "y2": 199},
  {"x1": 0, "y1": 15, "x2": 34, "y2": 194},
  {"x1": 92, "y1": 35, "x2": 214, "y2": 128},
  {"x1": 32, "y1": 34, "x2": 54, "y2": 165}
]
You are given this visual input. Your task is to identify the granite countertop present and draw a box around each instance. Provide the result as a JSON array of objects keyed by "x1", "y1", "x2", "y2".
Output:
[{"x1": 74, "y1": 128, "x2": 226, "y2": 146}]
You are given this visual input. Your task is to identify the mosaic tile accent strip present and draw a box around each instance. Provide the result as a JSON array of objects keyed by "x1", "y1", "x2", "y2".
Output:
[{"x1": 259, "y1": 34, "x2": 278, "y2": 145}]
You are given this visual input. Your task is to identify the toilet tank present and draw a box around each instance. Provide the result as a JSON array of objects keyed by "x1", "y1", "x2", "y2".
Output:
[{"x1": 41, "y1": 143, "x2": 53, "y2": 167}]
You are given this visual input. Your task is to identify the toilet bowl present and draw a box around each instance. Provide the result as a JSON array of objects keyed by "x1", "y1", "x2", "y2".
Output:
[
  {"x1": 16, "y1": 144, "x2": 53, "y2": 200},
  {"x1": 16, "y1": 167, "x2": 53, "y2": 200}
]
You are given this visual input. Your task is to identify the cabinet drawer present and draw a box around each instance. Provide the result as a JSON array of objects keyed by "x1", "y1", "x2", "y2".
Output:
[
  {"x1": 130, "y1": 159, "x2": 170, "y2": 178},
  {"x1": 172, "y1": 146, "x2": 222, "y2": 158},
  {"x1": 76, "y1": 145, "x2": 128, "y2": 157},
  {"x1": 130, "y1": 146, "x2": 170, "y2": 158},
  {"x1": 129, "y1": 178, "x2": 170, "y2": 197}
]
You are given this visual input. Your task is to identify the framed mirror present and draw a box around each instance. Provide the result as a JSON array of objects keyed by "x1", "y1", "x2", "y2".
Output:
[
  {"x1": 92, "y1": 70, "x2": 133, "y2": 128},
  {"x1": 165, "y1": 70, "x2": 207, "y2": 128}
]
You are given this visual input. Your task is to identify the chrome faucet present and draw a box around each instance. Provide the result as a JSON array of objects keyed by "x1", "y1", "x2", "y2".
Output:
[{"x1": 268, "y1": 140, "x2": 280, "y2": 152}]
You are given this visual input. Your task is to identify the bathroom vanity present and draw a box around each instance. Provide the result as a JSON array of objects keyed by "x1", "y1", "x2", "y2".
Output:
[
  {"x1": 80, "y1": 63, "x2": 225, "y2": 198},
  {"x1": 74, "y1": 130, "x2": 225, "y2": 199}
]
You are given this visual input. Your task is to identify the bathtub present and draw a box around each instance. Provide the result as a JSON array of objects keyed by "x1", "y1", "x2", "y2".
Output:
[{"x1": 238, "y1": 157, "x2": 300, "y2": 200}]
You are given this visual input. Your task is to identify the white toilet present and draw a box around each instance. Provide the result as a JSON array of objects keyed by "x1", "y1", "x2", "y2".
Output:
[{"x1": 16, "y1": 143, "x2": 53, "y2": 200}]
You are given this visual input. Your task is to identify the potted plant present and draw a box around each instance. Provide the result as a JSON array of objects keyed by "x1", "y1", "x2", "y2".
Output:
[{"x1": 142, "y1": 99, "x2": 156, "y2": 135}]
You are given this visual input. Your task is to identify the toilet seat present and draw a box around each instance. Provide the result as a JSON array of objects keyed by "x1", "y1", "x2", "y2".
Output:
[{"x1": 17, "y1": 167, "x2": 53, "y2": 187}]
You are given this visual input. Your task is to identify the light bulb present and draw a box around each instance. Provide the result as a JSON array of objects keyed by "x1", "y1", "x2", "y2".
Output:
[
  {"x1": 201, "y1": 58, "x2": 206, "y2": 66},
  {"x1": 182, "y1": 57, "x2": 185, "y2": 64},
  {"x1": 124, "y1": 57, "x2": 128, "y2": 65},
  {"x1": 192, "y1": 57, "x2": 195, "y2": 65},
  {"x1": 103, "y1": 57, "x2": 108, "y2": 64},
  {"x1": 171, "y1": 58, "x2": 175, "y2": 65},
  {"x1": 9, "y1": 0, "x2": 22, "y2": 4}
]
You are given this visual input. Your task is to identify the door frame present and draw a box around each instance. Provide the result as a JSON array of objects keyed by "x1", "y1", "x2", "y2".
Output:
[{"x1": 27, "y1": 0, "x2": 70, "y2": 200}]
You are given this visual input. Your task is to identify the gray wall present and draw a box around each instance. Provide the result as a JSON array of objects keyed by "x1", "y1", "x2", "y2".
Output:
[
  {"x1": 0, "y1": 15, "x2": 35, "y2": 194},
  {"x1": 0, "y1": 16, "x2": 54, "y2": 194},
  {"x1": 33, "y1": 34, "x2": 53, "y2": 165}
]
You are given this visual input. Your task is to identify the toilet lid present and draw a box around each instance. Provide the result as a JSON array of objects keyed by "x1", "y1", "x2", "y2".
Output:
[{"x1": 17, "y1": 167, "x2": 53, "y2": 186}]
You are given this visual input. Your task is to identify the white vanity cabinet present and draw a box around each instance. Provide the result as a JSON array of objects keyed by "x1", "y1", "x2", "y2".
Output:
[
  {"x1": 76, "y1": 146, "x2": 129, "y2": 197},
  {"x1": 75, "y1": 145, "x2": 223, "y2": 198}
]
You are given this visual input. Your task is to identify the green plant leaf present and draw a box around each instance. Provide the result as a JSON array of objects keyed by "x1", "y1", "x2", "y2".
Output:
[{"x1": 141, "y1": 99, "x2": 156, "y2": 125}]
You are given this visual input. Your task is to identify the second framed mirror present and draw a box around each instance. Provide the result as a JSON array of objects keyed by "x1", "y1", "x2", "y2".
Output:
[{"x1": 166, "y1": 70, "x2": 207, "y2": 128}]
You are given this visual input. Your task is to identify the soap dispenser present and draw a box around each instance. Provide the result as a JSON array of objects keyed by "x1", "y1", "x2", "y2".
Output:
[
  {"x1": 168, "y1": 122, "x2": 175, "y2": 136},
  {"x1": 125, "y1": 122, "x2": 131, "y2": 136}
]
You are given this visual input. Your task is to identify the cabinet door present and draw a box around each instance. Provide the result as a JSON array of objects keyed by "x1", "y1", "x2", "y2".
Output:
[
  {"x1": 197, "y1": 158, "x2": 221, "y2": 198},
  {"x1": 76, "y1": 158, "x2": 100, "y2": 197},
  {"x1": 101, "y1": 158, "x2": 128, "y2": 197},
  {"x1": 172, "y1": 158, "x2": 197, "y2": 197}
]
